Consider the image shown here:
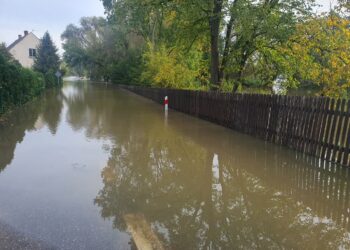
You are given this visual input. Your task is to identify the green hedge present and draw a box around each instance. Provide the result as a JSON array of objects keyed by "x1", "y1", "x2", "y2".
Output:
[{"x1": 0, "y1": 53, "x2": 45, "y2": 115}]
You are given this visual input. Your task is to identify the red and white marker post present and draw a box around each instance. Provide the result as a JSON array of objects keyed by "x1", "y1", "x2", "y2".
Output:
[{"x1": 164, "y1": 96, "x2": 169, "y2": 111}]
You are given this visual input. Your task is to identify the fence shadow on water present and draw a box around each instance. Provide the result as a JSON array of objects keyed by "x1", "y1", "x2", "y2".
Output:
[{"x1": 122, "y1": 85, "x2": 350, "y2": 167}]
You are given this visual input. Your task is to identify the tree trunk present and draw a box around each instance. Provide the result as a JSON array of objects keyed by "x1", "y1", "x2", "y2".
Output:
[
  {"x1": 233, "y1": 53, "x2": 248, "y2": 93},
  {"x1": 209, "y1": 0, "x2": 223, "y2": 90},
  {"x1": 219, "y1": 13, "x2": 235, "y2": 83}
]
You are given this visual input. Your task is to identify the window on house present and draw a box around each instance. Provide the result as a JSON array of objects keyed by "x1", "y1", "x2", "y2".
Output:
[{"x1": 29, "y1": 48, "x2": 36, "y2": 57}]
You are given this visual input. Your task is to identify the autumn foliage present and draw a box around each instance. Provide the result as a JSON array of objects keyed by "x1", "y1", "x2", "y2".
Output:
[
  {"x1": 284, "y1": 15, "x2": 350, "y2": 98},
  {"x1": 62, "y1": 0, "x2": 350, "y2": 98}
]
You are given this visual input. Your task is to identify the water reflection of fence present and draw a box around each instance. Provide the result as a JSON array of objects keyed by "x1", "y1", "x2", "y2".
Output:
[
  {"x1": 172, "y1": 114, "x2": 350, "y2": 231},
  {"x1": 267, "y1": 152, "x2": 350, "y2": 230},
  {"x1": 122, "y1": 86, "x2": 350, "y2": 167}
]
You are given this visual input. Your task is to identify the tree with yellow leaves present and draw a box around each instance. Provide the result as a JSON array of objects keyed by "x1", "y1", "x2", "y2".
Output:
[{"x1": 285, "y1": 14, "x2": 350, "y2": 98}]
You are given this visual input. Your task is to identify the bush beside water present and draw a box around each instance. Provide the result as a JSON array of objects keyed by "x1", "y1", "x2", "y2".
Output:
[
  {"x1": 0, "y1": 49, "x2": 45, "y2": 115},
  {"x1": 0, "y1": 31, "x2": 62, "y2": 116}
]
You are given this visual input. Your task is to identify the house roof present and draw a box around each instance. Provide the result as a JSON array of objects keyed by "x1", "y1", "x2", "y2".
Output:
[{"x1": 7, "y1": 32, "x2": 39, "y2": 50}]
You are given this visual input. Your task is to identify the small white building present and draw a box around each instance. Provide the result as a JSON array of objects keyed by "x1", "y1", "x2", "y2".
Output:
[{"x1": 7, "y1": 31, "x2": 40, "y2": 68}]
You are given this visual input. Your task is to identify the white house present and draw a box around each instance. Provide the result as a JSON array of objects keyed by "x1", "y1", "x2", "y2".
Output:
[{"x1": 7, "y1": 31, "x2": 40, "y2": 68}]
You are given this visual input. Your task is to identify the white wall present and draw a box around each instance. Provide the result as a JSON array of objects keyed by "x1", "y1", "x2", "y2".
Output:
[{"x1": 9, "y1": 33, "x2": 40, "y2": 68}]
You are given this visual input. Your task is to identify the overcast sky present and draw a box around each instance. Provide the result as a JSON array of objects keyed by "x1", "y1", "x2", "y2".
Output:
[
  {"x1": 0, "y1": 0, "x2": 337, "y2": 55},
  {"x1": 0, "y1": 0, "x2": 105, "y2": 54}
]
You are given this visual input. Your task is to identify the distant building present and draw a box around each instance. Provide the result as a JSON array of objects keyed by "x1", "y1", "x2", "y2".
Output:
[{"x1": 7, "y1": 30, "x2": 40, "y2": 68}]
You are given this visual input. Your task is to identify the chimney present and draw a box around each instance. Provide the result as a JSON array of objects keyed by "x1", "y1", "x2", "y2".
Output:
[
  {"x1": 18, "y1": 34, "x2": 22, "y2": 39},
  {"x1": 24, "y1": 30, "x2": 28, "y2": 36}
]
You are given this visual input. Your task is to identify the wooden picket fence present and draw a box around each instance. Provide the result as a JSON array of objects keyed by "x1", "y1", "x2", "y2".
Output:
[{"x1": 122, "y1": 85, "x2": 350, "y2": 167}]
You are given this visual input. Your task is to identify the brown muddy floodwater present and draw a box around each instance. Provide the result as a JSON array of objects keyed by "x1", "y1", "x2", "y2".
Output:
[{"x1": 0, "y1": 81, "x2": 350, "y2": 250}]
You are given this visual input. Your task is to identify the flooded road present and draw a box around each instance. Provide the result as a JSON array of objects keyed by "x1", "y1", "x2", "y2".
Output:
[{"x1": 0, "y1": 81, "x2": 349, "y2": 249}]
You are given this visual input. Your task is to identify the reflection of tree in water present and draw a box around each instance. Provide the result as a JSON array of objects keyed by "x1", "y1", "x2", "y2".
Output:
[
  {"x1": 63, "y1": 83, "x2": 127, "y2": 138},
  {"x1": 95, "y1": 140, "x2": 350, "y2": 248},
  {"x1": 40, "y1": 89, "x2": 63, "y2": 135},
  {"x1": 0, "y1": 100, "x2": 41, "y2": 171},
  {"x1": 0, "y1": 88, "x2": 63, "y2": 171},
  {"x1": 94, "y1": 134, "x2": 211, "y2": 249},
  {"x1": 91, "y1": 109, "x2": 350, "y2": 248},
  {"x1": 60, "y1": 82, "x2": 350, "y2": 248}
]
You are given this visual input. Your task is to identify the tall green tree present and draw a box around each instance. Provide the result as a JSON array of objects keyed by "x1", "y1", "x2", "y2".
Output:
[
  {"x1": 62, "y1": 16, "x2": 143, "y2": 82},
  {"x1": 34, "y1": 32, "x2": 60, "y2": 73},
  {"x1": 34, "y1": 32, "x2": 60, "y2": 87}
]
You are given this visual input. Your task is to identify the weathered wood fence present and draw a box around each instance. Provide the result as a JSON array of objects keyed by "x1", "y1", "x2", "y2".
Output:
[{"x1": 122, "y1": 85, "x2": 350, "y2": 167}]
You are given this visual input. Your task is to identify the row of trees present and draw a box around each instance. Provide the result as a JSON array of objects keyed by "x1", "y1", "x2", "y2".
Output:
[
  {"x1": 0, "y1": 32, "x2": 61, "y2": 115},
  {"x1": 61, "y1": 0, "x2": 350, "y2": 98}
]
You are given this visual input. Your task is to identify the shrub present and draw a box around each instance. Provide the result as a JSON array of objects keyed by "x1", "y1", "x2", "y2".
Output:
[{"x1": 0, "y1": 48, "x2": 45, "y2": 115}]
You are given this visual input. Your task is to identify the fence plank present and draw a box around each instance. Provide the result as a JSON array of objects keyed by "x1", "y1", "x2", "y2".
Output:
[{"x1": 342, "y1": 101, "x2": 350, "y2": 166}]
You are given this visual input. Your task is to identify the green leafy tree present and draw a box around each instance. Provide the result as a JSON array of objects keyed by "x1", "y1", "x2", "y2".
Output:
[
  {"x1": 101, "y1": 0, "x2": 314, "y2": 91},
  {"x1": 61, "y1": 18, "x2": 108, "y2": 79},
  {"x1": 62, "y1": 16, "x2": 143, "y2": 83}
]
